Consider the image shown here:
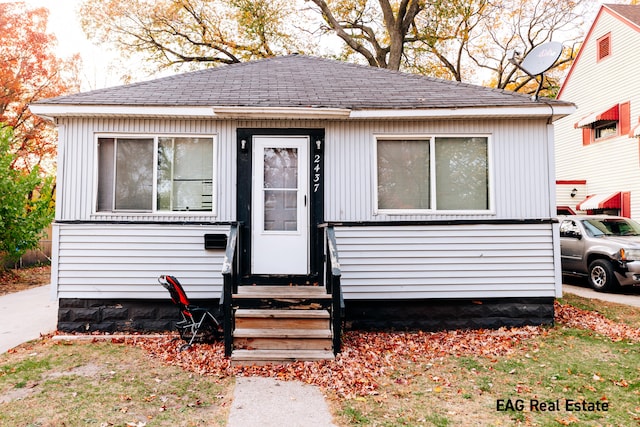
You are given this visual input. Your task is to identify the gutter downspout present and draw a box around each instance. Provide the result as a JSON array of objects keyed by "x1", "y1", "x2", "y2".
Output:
[
  {"x1": 544, "y1": 101, "x2": 563, "y2": 299},
  {"x1": 49, "y1": 121, "x2": 63, "y2": 303}
]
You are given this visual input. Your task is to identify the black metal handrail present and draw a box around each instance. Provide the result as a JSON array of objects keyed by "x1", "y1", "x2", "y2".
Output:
[
  {"x1": 324, "y1": 225, "x2": 344, "y2": 354},
  {"x1": 221, "y1": 223, "x2": 239, "y2": 357}
]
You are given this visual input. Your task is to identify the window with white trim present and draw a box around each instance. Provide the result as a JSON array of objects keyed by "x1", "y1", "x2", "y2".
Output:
[
  {"x1": 376, "y1": 136, "x2": 489, "y2": 212},
  {"x1": 97, "y1": 136, "x2": 215, "y2": 213}
]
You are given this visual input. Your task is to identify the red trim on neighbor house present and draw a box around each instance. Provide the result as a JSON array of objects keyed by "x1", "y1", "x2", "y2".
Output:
[
  {"x1": 621, "y1": 191, "x2": 631, "y2": 218},
  {"x1": 582, "y1": 127, "x2": 592, "y2": 145},
  {"x1": 620, "y1": 101, "x2": 631, "y2": 135},
  {"x1": 556, "y1": 180, "x2": 587, "y2": 185},
  {"x1": 574, "y1": 102, "x2": 630, "y2": 144},
  {"x1": 576, "y1": 192, "x2": 621, "y2": 211},
  {"x1": 597, "y1": 33, "x2": 611, "y2": 61},
  {"x1": 557, "y1": 206, "x2": 577, "y2": 215},
  {"x1": 577, "y1": 192, "x2": 631, "y2": 216},
  {"x1": 599, "y1": 104, "x2": 619, "y2": 121},
  {"x1": 575, "y1": 104, "x2": 620, "y2": 128}
]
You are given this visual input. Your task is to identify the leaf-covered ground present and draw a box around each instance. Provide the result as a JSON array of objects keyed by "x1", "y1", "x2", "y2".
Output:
[
  {"x1": 555, "y1": 299, "x2": 640, "y2": 341},
  {"x1": 129, "y1": 300, "x2": 640, "y2": 399},
  {"x1": 0, "y1": 265, "x2": 50, "y2": 295}
]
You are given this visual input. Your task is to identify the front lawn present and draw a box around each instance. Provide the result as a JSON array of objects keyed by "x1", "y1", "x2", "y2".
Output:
[{"x1": 1, "y1": 295, "x2": 638, "y2": 426}]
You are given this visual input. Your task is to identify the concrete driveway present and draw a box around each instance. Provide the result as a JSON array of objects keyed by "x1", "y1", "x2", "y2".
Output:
[
  {"x1": 0, "y1": 285, "x2": 58, "y2": 354},
  {"x1": 563, "y1": 278, "x2": 640, "y2": 308}
]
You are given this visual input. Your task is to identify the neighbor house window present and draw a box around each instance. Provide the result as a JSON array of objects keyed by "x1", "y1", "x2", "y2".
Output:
[
  {"x1": 594, "y1": 121, "x2": 617, "y2": 140},
  {"x1": 376, "y1": 136, "x2": 489, "y2": 212},
  {"x1": 97, "y1": 136, "x2": 215, "y2": 213},
  {"x1": 579, "y1": 102, "x2": 631, "y2": 145},
  {"x1": 597, "y1": 33, "x2": 611, "y2": 61}
]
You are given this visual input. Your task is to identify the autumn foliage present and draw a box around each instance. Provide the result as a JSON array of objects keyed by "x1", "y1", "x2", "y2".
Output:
[
  {"x1": 132, "y1": 327, "x2": 543, "y2": 398},
  {"x1": 0, "y1": 3, "x2": 80, "y2": 173}
]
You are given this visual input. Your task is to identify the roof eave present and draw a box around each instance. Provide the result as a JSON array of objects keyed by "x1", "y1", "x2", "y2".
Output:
[
  {"x1": 211, "y1": 106, "x2": 351, "y2": 119},
  {"x1": 350, "y1": 104, "x2": 576, "y2": 121},
  {"x1": 29, "y1": 104, "x2": 217, "y2": 120},
  {"x1": 30, "y1": 103, "x2": 575, "y2": 121}
]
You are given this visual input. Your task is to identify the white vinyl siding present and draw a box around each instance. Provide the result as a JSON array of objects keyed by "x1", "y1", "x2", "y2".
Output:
[
  {"x1": 324, "y1": 119, "x2": 552, "y2": 221},
  {"x1": 54, "y1": 117, "x2": 557, "y2": 300},
  {"x1": 335, "y1": 223, "x2": 557, "y2": 299},
  {"x1": 57, "y1": 117, "x2": 552, "y2": 222},
  {"x1": 555, "y1": 9, "x2": 640, "y2": 217},
  {"x1": 54, "y1": 223, "x2": 227, "y2": 299}
]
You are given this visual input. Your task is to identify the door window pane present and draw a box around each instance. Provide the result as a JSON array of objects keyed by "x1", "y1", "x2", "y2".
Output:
[
  {"x1": 264, "y1": 190, "x2": 298, "y2": 231},
  {"x1": 263, "y1": 147, "x2": 298, "y2": 231},
  {"x1": 377, "y1": 140, "x2": 430, "y2": 210},
  {"x1": 264, "y1": 148, "x2": 298, "y2": 188}
]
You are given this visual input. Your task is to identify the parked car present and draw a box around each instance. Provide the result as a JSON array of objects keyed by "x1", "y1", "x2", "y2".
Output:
[{"x1": 559, "y1": 215, "x2": 640, "y2": 292}]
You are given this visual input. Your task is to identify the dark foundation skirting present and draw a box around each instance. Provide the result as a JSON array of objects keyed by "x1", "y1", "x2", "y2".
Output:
[
  {"x1": 57, "y1": 298, "x2": 219, "y2": 333},
  {"x1": 344, "y1": 298, "x2": 554, "y2": 331},
  {"x1": 58, "y1": 297, "x2": 554, "y2": 333}
]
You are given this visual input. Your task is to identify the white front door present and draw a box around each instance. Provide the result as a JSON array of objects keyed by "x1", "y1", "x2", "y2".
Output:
[{"x1": 251, "y1": 136, "x2": 309, "y2": 274}]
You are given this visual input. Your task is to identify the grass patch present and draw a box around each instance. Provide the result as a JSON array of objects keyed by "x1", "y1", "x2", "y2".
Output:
[
  {"x1": 332, "y1": 326, "x2": 640, "y2": 426},
  {"x1": 0, "y1": 339, "x2": 233, "y2": 426}
]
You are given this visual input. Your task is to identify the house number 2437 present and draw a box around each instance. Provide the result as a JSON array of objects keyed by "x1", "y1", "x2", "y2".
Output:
[{"x1": 313, "y1": 154, "x2": 321, "y2": 193}]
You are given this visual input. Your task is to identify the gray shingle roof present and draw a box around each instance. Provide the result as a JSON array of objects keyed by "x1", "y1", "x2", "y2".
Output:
[
  {"x1": 606, "y1": 4, "x2": 640, "y2": 28},
  {"x1": 35, "y1": 54, "x2": 570, "y2": 110}
]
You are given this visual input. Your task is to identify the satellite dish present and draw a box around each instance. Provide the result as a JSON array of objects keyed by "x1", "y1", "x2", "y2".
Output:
[
  {"x1": 510, "y1": 41, "x2": 563, "y2": 100},
  {"x1": 519, "y1": 41, "x2": 563, "y2": 76}
]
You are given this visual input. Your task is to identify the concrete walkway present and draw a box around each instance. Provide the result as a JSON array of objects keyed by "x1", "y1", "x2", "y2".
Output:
[
  {"x1": 0, "y1": 285, "x2": 58, "y2": 354},
  {"x1": 227, "y1": 377, "x2": 337, "y2": 427}
]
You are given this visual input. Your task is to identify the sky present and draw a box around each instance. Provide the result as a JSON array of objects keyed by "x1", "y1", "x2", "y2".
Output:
[{"x1": 2, "y1": 0, "x2": 615, "y2": 93}]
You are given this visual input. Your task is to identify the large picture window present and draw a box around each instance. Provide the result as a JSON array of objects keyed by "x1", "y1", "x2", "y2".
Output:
[
  {"x1": 97, "y1": 136, "x2": 215, "y2": 213},
  {"x1": 376, "y1": 136, "x2": 489, "y2": 212}
]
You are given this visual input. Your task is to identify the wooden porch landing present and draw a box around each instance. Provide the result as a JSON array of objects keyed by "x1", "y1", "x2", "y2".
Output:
[
  {"x1": 230, "y1": 286, "x2": 334, "y2": 366},
  {"x1": 233, "y1": 285, "x2": 332, "y2": 299}
]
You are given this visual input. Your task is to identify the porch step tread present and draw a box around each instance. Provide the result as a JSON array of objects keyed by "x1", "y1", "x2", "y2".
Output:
[
  {"x1": 235, "y1": 309, "x2": 330, "y2": 319},
  {"x1": 230, "y1": 349, "x2": 335, "y2": 365},
  {"x1": 234, "y1": 286, "x2": 330, "y2": 300},
  {"x1": 233, "y1": 328, "x2": 333, "y2": 338}
]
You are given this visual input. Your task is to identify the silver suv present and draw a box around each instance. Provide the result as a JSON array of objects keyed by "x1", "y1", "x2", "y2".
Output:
[{"x1": 560, "y1": 215, "x2": 640, "y2": 292}]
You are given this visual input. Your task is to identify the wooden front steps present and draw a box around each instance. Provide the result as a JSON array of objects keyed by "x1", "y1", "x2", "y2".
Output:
[
  {"x1": 232, "y1": 285, "x2": 331, "y2": 306},
  {"x1": 231, "y1": 349, "x2": 334, "y2": 365},
  {"x1": 230, "y1": 286, "x2": 335, "y2": 365}
]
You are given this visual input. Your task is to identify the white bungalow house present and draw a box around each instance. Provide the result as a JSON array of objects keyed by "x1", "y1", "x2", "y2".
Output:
[
  {"x1": 555, "y1": 4, "x2": 640, "y2": 217},
  {"x1": 31, "y1": 55, "x2": 574, "y2": 362}
]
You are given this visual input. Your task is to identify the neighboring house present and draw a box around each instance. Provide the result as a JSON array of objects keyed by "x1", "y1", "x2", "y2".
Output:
[
  {"x1": 555, "y1": 4, "x2": 640, "y2": 218},
  {"x1": 31, "y1": 55, "x2": 574, "y2": 361}
]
